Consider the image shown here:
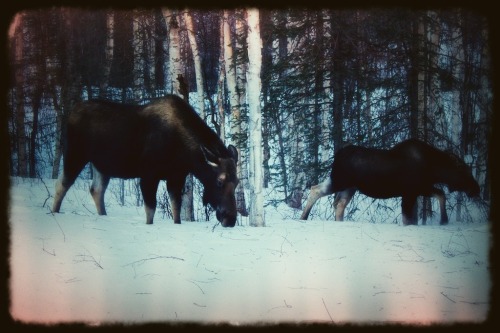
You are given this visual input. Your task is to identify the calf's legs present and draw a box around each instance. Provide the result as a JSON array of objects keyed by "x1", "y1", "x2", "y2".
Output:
[
  {"x1": 333, "y1": 188, "x2": 355, "y2": 221},
  {"x1": 166, "y1": 175, "x2": 187, "y2": 224},
  {"x1": 52, "y1": 158, "x2": 87, "y2": 214},
  {"x1": 300, "y1": 178, "x2": 334, "y2": 220},
  {"x1": 90, "y1": 165, "x2": 110, "y2": 215},
  {"x1": 140, "y1": 177, "x2": 160, "y2": 224}
]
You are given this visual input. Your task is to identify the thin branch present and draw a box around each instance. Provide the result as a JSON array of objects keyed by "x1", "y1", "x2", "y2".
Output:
[
  {"x1": 123, "y1": 255, "x2": 185, "y2": 267},
  {"x1": 74, "y1": 249, "x2": 103, "y2": 269},
  {"x1": 322, "y1": 298, "x2": 334, "y2": 323},
  {"x1": 440, "y1": 291, "x2": 456, "y2": 303},
  {"x1": 187, "y1": 279, "x2": 205, "y2": 294}
]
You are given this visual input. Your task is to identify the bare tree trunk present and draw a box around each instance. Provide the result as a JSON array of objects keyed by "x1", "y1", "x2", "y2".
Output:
[
  {"x1": 451, "y1": 14, "x2": 465, "y2": 222},
  {"x1": 477, "y1": 25, "x2": 491, "y2": 201},
  {"x1": 184, "y1": 10, "x2": 205, "y2": 119},
  {"x1": 29, "y1": 86, "x2": 42, "y2": 178},
  {"x1": 246, "y1": 8, "x2": 265, "y2": 227},
  {"x1": 223, "y1": 10, "x2": 248, "y2": 217},
  {"x1": 10, "y1": 13, "x2": 28, "y2": 177},
  {"x1": 217, "y1": 17, "x2": 226, "y2": 140},
  {"x1": 287, "y1": 13, "x2": 307, "y2": 209},
  {"x1": 50, "y1": 87, "x2": 63, "y2": 179},
  {"x1": 408, "y1": 14, "x2": 427, "y2": 224},
  {"x1": 162, "y1": 9, "x2": 194, "y2": 221},
  {"x1": 99, "y1": 11, "x2": 114, "y2": 99},
  {"x1": 133, "y1": 10, "x2": 145, "y2": 101},
  {"x1": 163, "y1": 9, "x2": 182, "y2": 96}
]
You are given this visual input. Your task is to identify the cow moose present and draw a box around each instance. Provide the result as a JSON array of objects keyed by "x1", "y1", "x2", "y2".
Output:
[
  {"x1": 52, "y1": 95, "x2": 239, "y2": 227},
  {"x1": 300, "y1": 139, "x2": 480, "y2": 225}
]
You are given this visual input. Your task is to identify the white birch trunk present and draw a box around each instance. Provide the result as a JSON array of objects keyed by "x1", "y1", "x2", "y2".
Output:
[
  {"x1": 133, "y1": 10, "x2": 144, "y2": 101},
  {"x1": 450, "y1": 22, "x2": 464, "y2": 147},
  {"x1": 320, "y1": 10, "x2": 332, "y2": 166},
  {"x1": 417, "y1": 16, "x2": 426, "y2": 141},
  {"x1": 428, "y1": 11, "x2": 444, "y2": 149},
  {"x1": 223, "y1": 10, "x2": 240, "y2": 125},
  {"x1": 224, "y1": 10, "x2": 248, "y2": 217},
  {"x1": 217, "y1": 17, "x2": 226, "y2": 140},
  {"x1": 235, "y1": 10, "x2": 249, "y2": 196},
  {"x1": 183, "y1": 10, "x2": 205, "y2": 118},
  {"x1": 162, "y1": 9, "x2": 182, "y2": 97},
  {"x1": 246, "y1": 8, "x2": 264, "y2": 227},
  {"x1": 163, "y1": 9, "x2": 194, "y2": 221},
  {"x1": 450, "y1": 19, "x2": 465, "y2": 221},
  {"x1": 286, "y1": 13, "x2": 306, "y2": 208}
]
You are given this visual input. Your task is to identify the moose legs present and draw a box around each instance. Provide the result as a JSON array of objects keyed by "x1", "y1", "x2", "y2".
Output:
[
  {"x1": 90, "y1": 165, "x2": 110, "y2": 215},
  {"x1": 427, "y1": 187, "x2": 448, "y2": 225},
  {"x1": 300, "y1": 178, "x2": 334, "y2": 220},
  {"x1": 401, "y1": 187, "x2": 448, "y2": 225},
  {"x1": 166, "y1": 175, "x2": 187, "y2": 225},
  {"x1": 401, "y1": 195, "x2": 418, "y2": 225},
  {"x1": 140, "y1": 177, "x2": 160, "y2": 225},
  {"x1": 52, "y1": 157, "x2": 87, "y2": 214},
  {"x1": 300, "y1": 177, "x2": 355, "y2": 221},
  {"x1": 333, "y1": 188, "x2": 355, "y2": 221}
]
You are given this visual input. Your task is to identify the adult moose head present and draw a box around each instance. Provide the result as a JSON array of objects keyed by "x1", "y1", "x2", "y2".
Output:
[
  {"x1": 52, "y1": 95, "x2": 239, "y2": 227},
  {"x1": 300, "y1": 139, "x2": 480, "y2": 225}
]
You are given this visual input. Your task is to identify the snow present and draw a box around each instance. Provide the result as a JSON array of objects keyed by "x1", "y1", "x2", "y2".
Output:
[{"x1": 8, "y1": 177, "x2": 491, "y2": 325}]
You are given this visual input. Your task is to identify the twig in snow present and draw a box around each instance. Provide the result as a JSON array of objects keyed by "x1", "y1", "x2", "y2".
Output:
[
  {"x1": 43, "y1": 248, "x2": 56, "y2": 256},
  {"x1": 280, "y1": 232, "x2": 292, "y2": 255},
  {"x1": 440, "y1": 291, "x2": 456, "y2": 303},
  {"x1": 38, "y1": 176, "x2": 52, "y2": 209},
  {"x1": 45, "y1": 205, "x2": 66, "y2": 242},
  {"x1": 123, "y1": 255, "x2": 185, "y2": 267},
  {"x1": 40, "y1": 238, "x2": 56, "y2": 256},
  {"x1": 187, "y1": 279, "x2": 205, "y2": 294},
  {"x1": 460, "y1": 300, "x2": 489, "y2": 305},
  {"x1": 373, "y1": 290, "x2": 402, "y2": 296},
  {"x1": 196, "y1": 254, "x2": 203, "y2": 267},
  {"x1": 322, "y1": 298, "x2": 333, "y2": 323},
  {"x1": 74, "y1": 249, "x2": 103, "y2": 269},
  {"x1": 193, "y1": 303, "x2": 206, "y2": 307},
  {"x1": 441, "y1": 230, "x2": 473, "y2": 258},
  {"x1": 267, "y1": 300, "x2": 293, "y2": 312}
]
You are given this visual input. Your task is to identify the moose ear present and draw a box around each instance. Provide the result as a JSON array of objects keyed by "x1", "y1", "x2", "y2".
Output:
[
  {"x1": 201, "y1": 146, "x2": 219, "y2": 168},
  {"x1": 228, "y1": 145, "x2": 238, "y2": 163}
]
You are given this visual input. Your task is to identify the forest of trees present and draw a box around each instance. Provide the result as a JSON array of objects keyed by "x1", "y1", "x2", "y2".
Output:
[{"x1": 7, "y1": 8, "x2": 492, "y2": 225}]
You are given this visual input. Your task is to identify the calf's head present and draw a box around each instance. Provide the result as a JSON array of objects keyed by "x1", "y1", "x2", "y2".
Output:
[
  {"x1": 446, "y1": 153, "x2": 480, "y2": 198},
  {"x1": 201, "y1": 145, "x2": 239, "y2": 227}
]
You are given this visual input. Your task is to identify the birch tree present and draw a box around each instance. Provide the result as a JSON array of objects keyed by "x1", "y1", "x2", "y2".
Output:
[
  {"x1": 163, "y1": 9, "x2": 182, "y2": 96},
  {"x1": 246, "y1": 8, "x2": 264, "y2": 227},
  {"x1": 162, "y1": 9, "x2": 194, "y2": 221},
  {"x1": 183, "y1": 10, "x2": 205, "y2": 118},
  {"x1": 217, "y1": 16, "x2": 226, "y2": 141},
  {"x1": 133, "y1": 10, "x2": 145, "y2": 101},
  {"x1": 223, "y1": 10, "x2": 249, "y2": 217}
]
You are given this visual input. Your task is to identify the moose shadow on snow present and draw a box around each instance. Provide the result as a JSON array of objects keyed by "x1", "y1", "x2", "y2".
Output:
[
  {"x1": 301, "y1": 139, "x2": 480, "y2": 225},
  {"x1": 52, "y1": 95, "x2": 239, "y2": 227}
]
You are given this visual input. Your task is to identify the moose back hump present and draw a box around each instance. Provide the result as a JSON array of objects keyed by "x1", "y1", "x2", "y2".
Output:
[
  {"x1": 52, "y1": 95, "x2": 239, "y2": 227},
  {"x1": 300, "y1": 139, "x2": 480, "y2": 225}
]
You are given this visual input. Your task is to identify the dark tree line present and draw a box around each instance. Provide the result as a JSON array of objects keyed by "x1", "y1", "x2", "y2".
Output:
[{"x1": 7, "y1": 7, "x2": 492, "y2": 223}]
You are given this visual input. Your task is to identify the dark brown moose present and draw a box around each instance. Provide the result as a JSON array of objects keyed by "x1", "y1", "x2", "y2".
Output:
[
  {"x1": 52, "y1": 95, "x2": 239, "y2": 227},
  {"x1": 300, "y1": 139, "x2": 480, "y2": 225}
]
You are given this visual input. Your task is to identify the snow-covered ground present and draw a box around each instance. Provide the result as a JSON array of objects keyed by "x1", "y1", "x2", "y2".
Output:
[{"x1": 8, "y1": 177, "x2": 491, "y2": 325}]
